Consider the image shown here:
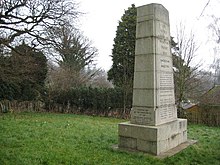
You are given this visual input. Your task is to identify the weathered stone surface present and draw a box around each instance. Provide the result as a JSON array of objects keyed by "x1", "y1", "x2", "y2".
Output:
[
  {"x1": 118, "y1": 119, "x2": 187, "y2": 155},
  {"x1": 118, "y1": 136, "x2": 137, "y2": 149},
  {"x1": 131, "y1": 3, "x2": 176, "y2": 126},
  {"x1": 137, "y1": 139, "x2": 157, "y2": 154},
  {"x1": 137, "y1": 4, "x2": 169, "y2": 23},
  {"x1": 136, "y1": 20, "x2": 170, "y2": 40},
  {"x1": 118, "y1": 3, "x2": 188, "y2": 156},
  {"x1": 132, "y1": 89, "x2": 155, "y2": 107}
]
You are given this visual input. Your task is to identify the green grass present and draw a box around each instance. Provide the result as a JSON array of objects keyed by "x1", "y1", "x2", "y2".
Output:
[{"x1": 0, "y1": 112, "x2": 220, "y2": 165}]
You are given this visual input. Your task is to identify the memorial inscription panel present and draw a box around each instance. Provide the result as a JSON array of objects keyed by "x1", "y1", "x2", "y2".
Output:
[{"x1": 131, "y1": 107, "x2": 154, "y2": 125}]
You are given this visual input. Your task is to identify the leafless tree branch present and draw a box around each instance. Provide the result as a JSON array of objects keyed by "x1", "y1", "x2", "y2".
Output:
[
  {"x1": 0, "y1": 0, "x2": 80, "y2": 51},
  {"x1": 173, "y1": 23, "x2": 204, "y2": 105},
  {"x1": 199, "y1": 0, "x2": 211, "y2": 18}
]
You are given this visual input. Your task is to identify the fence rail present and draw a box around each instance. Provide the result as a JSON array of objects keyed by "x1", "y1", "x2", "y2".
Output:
[
  {"x1": 1, "y1": 100, "x2": 219, "y2": 126},
  {"x1": 186, "y1": 107, "x2": 220, "y2": 126},
  {"x1": 0, "y1": 100, "x2": 130, "y2": 119},
  {"x1": 0, "y1": 100, "x2": 44, "y2": 113}
]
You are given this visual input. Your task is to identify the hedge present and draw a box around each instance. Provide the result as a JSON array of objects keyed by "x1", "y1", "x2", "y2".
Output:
[{"x1": 44, "y1": 87, "x2": 132, "y2": 116}]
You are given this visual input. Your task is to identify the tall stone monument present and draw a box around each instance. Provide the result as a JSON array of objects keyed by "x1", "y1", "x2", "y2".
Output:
[{"x1": 118, "y1": 3, "x2": 187, "y2": 155}]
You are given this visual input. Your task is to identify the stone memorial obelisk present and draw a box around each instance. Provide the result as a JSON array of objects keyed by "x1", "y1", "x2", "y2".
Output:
[{"x1": 118, "y1": 3, "x2": 187, "y2": 155}]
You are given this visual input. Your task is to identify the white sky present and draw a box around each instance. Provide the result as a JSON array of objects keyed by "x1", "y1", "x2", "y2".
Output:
[{"x1": 78, "y1": 0, "x2": 220, "y2": 71}]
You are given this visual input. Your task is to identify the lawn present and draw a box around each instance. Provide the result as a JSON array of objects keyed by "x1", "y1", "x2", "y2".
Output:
[{"x1": 0, "y1": 112, "x2": 220, "y2": 165}]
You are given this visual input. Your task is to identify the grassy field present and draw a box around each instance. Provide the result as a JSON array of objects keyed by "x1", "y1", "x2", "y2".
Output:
[{"x1": 0, "y1": 112, "x2": 220, "y2": 165}]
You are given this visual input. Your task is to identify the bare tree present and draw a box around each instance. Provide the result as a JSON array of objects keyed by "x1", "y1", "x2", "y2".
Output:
[
  {"x1": 47, "y1": 65, "x2": 96, "y2": 91},
  {"x1": 199, "y1": 0, "x2": 211, "y2": 17},
  {"x1": 88, "y1": 69, "x2": 113, "y2": 88},
  {"x1": 173, "y1": 24, "x2": 202, "y2": 111},
  {"x1": 208, "y1": 16, "x2": 220, "y2": 44},
  {"x1": 207, "y1": 15, "x2": 220, "y2": 85},
  {"x1": 0, "y1": 0, "x2": 79, "y2": 50}
]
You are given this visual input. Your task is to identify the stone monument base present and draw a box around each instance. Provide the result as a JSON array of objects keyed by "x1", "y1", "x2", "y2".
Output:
[{"x1": 118, "y1": 119, "x2": 187, "y2": 155}]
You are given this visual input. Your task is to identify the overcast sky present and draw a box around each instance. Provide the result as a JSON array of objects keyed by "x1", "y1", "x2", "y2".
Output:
[{"x1": 78, "y1": 0, "x2": 220, "y2": 71}]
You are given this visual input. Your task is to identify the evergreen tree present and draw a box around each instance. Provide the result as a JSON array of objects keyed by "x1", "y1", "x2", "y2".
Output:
[
  {"x1": 12, "y1": 43, "x2": 48, "y2": 100},
  {"x1": 45, "y1": 23, "x2": 98, "y2": 90},
  {"x1": 46, "y1": 23, "x2": 97, "y2": 72},
  {"x1": 107, "y1": 4, "x2": 136, "y2": 111},
  {"x1": 0, "y1": 54, "x2": 18, "y2": 100},
  {"x1": 0, "y1": 42, "x2": 48, "y2": 100},
  {"x1": 108, "y1": 4, "x2": 136, "y2": 92}
]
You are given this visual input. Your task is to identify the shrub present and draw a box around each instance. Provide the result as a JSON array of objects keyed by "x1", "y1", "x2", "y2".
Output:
[{"x1": 45, "y1": 87, "x2": 132, "y2": 117}]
